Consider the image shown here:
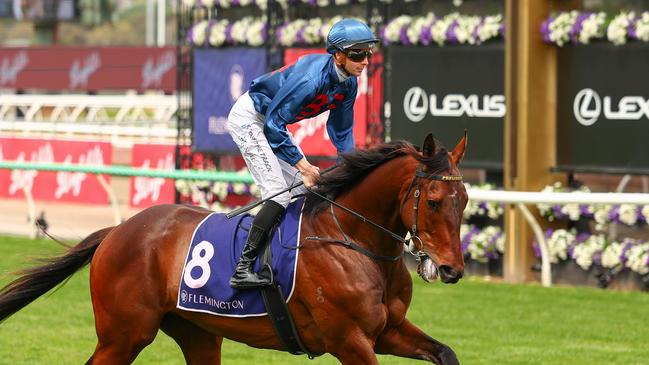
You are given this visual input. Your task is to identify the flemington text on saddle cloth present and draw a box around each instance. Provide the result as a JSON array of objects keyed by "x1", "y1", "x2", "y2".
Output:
[{"x1": 176, "y1": 198, "x2": 304, "y2": 317}]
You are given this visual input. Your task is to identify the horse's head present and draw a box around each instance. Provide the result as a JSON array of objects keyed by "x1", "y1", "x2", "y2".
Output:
[{"x1": 401, "y1": 132, "x2": 468, "y2": 284}]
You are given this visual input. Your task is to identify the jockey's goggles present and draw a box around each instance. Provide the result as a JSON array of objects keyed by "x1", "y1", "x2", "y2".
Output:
[{"x1": 345, "y1": 49, "x2": 372, "y2": 62}]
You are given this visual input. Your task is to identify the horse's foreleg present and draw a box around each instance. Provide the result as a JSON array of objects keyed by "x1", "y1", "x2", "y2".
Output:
[
  {"x1": 374, "y1": 319, "x2": 459, "y2": 365},
  {"x1": 160, "y1": 313, "x2": 223, "y2": 365},
  {"x1": 329, "y1": 332, "x2": 380, "y2": 365}
]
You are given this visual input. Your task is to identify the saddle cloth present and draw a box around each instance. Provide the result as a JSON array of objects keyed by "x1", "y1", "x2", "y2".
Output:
[{"x1": 176, "y1": 198, "x2": 304, "y2": 317}]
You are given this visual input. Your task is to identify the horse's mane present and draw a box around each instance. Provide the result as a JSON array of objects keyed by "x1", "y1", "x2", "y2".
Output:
[{"x1": 303, "y1": 139, "x2": 450, "y2": 215}]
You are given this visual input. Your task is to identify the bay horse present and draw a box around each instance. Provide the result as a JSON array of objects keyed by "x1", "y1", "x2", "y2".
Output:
[{"x1": 0, "y1": 133, "x2": 468, "y2": 365}]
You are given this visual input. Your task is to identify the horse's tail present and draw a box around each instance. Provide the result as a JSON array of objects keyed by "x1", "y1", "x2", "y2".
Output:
[{"x1": 0, "y1": 226, "x2": 114, "y2": 323}]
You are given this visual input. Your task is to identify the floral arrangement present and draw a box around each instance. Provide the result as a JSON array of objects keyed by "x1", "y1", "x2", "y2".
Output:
[
  {"x1": 381, "y1": 12, "x2": 505, "y2": 46},
  {"x1": 276, "y1": 17, "x2": 344, "y2": 47},
  {"x1": 463, "y1": 183, "x2": 504, "y2": 220},
  {"x1": 182, "y1": 0, "x2": 268, "y2": 10},
  {"x1": 536, "y1": 182, "x2": 649, "y2": 230},
  {"x1": 175, "y1": 177, "x2": 260, "y2": 212},
  {"x1": 460, "y1": 224, "x2": 505, "y2": 263},
  {"x1": 188, "y1": 16, "x2": 268, "y2": 47},
  {"x1": 533, "y1": 229, "x2": 649, "y2": 276},
  {"x1": 541, "y1": 10, "x2": 649, "y2": 46}
]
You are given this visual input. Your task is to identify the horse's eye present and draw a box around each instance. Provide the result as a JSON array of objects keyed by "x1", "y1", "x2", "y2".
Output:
[{"x1": 427, "y1": 200, "x2": 438, "y2": 211}]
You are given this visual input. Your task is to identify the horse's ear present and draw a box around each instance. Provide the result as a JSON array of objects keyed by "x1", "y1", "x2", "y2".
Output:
[
  {"x1": 422, "y1": 133, "x2": 436, "y2": 158},
  {"x1": 450, "y1": 130, "x2": 468, "y2": 166}
]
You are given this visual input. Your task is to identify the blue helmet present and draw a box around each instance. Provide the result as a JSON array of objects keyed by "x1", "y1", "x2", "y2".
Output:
[{"x1": 326, "y1": 19, "x2": 379, "y2": 54}]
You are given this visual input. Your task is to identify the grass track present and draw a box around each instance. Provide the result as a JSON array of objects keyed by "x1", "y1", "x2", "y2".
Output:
[{"x1": 1, "y1": 235, "x2": 648, "y2": 364}]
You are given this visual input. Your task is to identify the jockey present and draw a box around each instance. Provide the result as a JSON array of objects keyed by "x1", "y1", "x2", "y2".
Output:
[{"x1": 227, "y1": 18, "x2": 379, "y2": 289}]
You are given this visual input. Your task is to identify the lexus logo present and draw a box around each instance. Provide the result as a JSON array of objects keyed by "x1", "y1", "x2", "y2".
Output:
[
  {"x1": 573, "y1": 88, "x2": 601, "y2": 126},
  {"x1": 573, "y1": 88, "x2": 649, "y2": 126},
  {"x1": 402, "y1": 86, "x2": 506, "y2": 122},
  {"x1": 403, "y1": 87, "x2": 428, "y2": 122}
]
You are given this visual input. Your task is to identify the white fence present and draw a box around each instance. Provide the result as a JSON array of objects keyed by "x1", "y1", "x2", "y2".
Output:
[
  {"x1": 468, "y1": 189, "x2": 649, "y2": 287},
  {"x1": 0, "y1": 94, "x2": 179, "y2": 140}
]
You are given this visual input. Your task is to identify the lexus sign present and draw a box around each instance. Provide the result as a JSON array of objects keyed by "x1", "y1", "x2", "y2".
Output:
[
  {"x1": 388, "y1": 45, "x2": 505, "y2": 169},
  {"x1": 557, "y1": 44, "x2": 649, "y2": 173},
  {"x1": 403, "y1": 87, "x2": 505, "y2": 122}
]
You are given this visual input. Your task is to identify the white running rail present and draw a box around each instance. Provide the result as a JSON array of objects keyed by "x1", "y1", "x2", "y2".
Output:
[
  {"x1": 0, "y1": 93, "x2": 179, "y2": 139},
  {"x1": 467, "y1": 188, "x2": 649, "y2": 288}
]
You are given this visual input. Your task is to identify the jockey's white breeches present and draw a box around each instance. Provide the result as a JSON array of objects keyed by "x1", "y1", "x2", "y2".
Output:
[{"x1": 227, "y1": 92, "x2": 307, "y2": 208}]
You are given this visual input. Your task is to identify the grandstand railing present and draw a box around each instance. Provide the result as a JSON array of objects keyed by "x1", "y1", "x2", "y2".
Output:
[
  {"x1": 4, "y1": 160, "x2": 649, "y2": 288},
  {"x1": 0, "y1": 94, "x2": 179, "y2": 140}
]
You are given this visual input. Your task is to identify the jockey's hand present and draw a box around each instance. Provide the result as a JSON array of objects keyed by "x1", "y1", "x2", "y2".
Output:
[{"x1": 295, "y1": 158, "x2": 320, "y2": 188}]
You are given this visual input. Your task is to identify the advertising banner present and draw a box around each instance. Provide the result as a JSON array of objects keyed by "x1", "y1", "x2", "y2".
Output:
[
  {"x1": 387, "y1": 44, "x2": 505, "y2": 169},
  {"x1": 129, "y1": 143, "x2": 176, "y2": 208},
  {"x1": 283, "y1": 48, "x2": 376, "y2": 157},
  {"x1": 0, "y1": 138, "x2": 112, "y2": 204},
  {"x1": 556, "y1": 44, "x2": 649, "y2": 173},
  {"x1": 192, "y1": 48, "x2": 268, "y2": 152},
  {"x1": 0, "y1": 47, "x2": 176, "y2": 92}
]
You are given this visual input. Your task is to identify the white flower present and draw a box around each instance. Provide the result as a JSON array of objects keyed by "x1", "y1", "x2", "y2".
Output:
[
  {"x1": 208, "y1": 19, "x2": 229, "y2": 47},
  {"x1": 635, "y1": 12, "x2": 649, "y2": 41},
  {"x1": 430, "y1": 13, "x2": 459, "y2": 46},
  {"x1": 618, "y1": 204, "x2": 639, "y2": 226},
  {"x1": 255, "y1": 0, "x2": 268, "y2": 10},
  {"x1": 182, "y1": 0, "x2": 196, "y2": 7},
  {"x1": 548, "y1": 11, "x2": 578, "y2": 47},
  {"x1": 245, "y1": 17, "x2": 266, "y2": 46},
  {"x1": 202, "y1": 0, "x2": 215, "y2": 7},
  {"x1": 211, "y1": 181, "x2": 229, "y2": 201},
  {"x1": 239, "y1": 0, "x2": 253, "y2": 6},
  {"x1": 384, "y1": 15, "x2": 412, "y2": 44},
  {"x1": 216, "y1": 0, "x2": 230, "y2": 8},
  {"x1": 607, "y1": 11, "x2": 634, "y2": 45},
  {"x1": 547, "y1": 229, "x2": 575, "y2": 263},
  {"x1": 191, "y1": 20, "x2": 210, "y2": 45},
  {"x1": 578, "y1": 12, "x2": 606, "y2": 44},
  {"x1": 572, "y1": 234, "x2": 606, "y2": 270},
  {"x1": 279, "y1": 19, "x2": 307, "y2": 47},
  {"x1": 601, "y1": 241, "x2": 624, "y2": 270},
  {"x1": 625, "y1": 242, "x2": 649, "y2": 275},
  {"x1": 303, "y1": 18, "x2": 324, "y2": 44},
  {"x1": 407, "y1": 13, "x2": 435, "y2": 45},
  {"x1": 477, "y1": 14, "x2": 503, "y2": 43},
  {"x1": 175, "y1": 179, "x2": 191, "y2": 195},
  {"x1": 231, "y1": 17, "x2": 255, "y2": 44},
  {"x1": 231, "y1": 183, "x2": 247, "y2": 195},
  {"x1": 592, "y1": 204, "x2": 612, "y2": 231},
  {"x1": 455, "y1": 15, "x2": 481, "y2": 44}
]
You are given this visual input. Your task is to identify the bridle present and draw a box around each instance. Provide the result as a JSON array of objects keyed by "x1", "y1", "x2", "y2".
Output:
[{"x1": 303, "y1": 163, "x2": 463, "y2": 262}]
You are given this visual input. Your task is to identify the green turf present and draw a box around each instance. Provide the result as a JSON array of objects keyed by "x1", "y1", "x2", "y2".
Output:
[{"x1": 1, "y1": 235, "x2": 648, "y2": 364}]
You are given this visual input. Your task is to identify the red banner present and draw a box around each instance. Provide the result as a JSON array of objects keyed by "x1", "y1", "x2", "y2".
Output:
[
  {"x1": 0, "y1": 47, "x2": 176, "y2": 92},
  {"x1": 283, "y1": 48, "x2": 383, "y2": 156},
  {"x1": 0, "y1": 138, "x2": 112, "y2": 204},
  {"x1": 129, "y1": 143, "x2": 176, "y2": 208}
]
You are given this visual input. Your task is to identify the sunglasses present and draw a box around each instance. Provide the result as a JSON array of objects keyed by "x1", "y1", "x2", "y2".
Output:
[{"x1": 345, "y1": 49, "x2": 372, "y2": 62}]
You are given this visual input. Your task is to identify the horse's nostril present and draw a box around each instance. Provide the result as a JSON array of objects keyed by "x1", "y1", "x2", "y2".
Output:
[{"x1": 439, "y1": 265, "x2": 462, "y2": 283}]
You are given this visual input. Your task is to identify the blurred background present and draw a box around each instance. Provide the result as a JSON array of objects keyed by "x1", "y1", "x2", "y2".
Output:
[{"x1": 1, "y1": 0, "x2": 649, "y2": 291}]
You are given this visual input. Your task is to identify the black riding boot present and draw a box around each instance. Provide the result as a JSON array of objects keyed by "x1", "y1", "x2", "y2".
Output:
[{"x1": 229, "y1": 200, "x2": 285, "y2": 289}]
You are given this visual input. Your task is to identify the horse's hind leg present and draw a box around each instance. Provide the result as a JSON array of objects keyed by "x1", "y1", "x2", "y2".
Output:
[
  {"x1": 85, "y1": 303, "x2": 162, "y2": 365},
  {"x1": 160, "y1": 313, "x2": 223, "y2": 365}
]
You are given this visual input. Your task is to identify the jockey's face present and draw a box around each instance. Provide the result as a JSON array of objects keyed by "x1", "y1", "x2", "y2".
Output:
[{"x1": 335, "y1": 48, "x2": 372, "y2": 77}]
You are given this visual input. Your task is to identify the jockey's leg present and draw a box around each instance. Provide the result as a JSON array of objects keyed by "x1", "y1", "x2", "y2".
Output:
[{"x1": 229, "y1": 200, "x2": 285, "y2": 288}]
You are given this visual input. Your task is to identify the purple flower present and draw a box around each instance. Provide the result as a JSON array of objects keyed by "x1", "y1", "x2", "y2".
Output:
[
  {"x1": 499, "y1": 22, "x2": 506, "y2": 38},
  {"x1": 380, "y1": 26, "x2": 389, "y2": 46},
  {"x1": 608, "y1": 206, "x2": 620, "y2": 223},
  {"x1": 472, "y1": 18, "x2": 485, "y2": 44},
  {"x1": 446, "y1": 20, "x2": 459, "y2": 43},
  {"x1": 225, "y1": 23, "x2": 234, "y2": 44},
  {"x1": 620, "y1": 239, "x2": 636, "y2": 266},
  {"x1": 628, "y1": 18, "x2": 638, "y2": 40},
  {"x1": 231, "y1": 0, "x2": 240, "y2": 5},
  {"x1": 399, "y1": 26, "x2": 410, "y2": 45},
  {"x1": 569, "y1": 12, "x2": 592, "y2": 43},
  {"x1": 420, "y1": 26, "x2": 432, "y2": 46},
  {"x1": 541, "y1": 16, "x2": 553, "y2": 43},
  {"x1": 296, "y1": 27, "x2": 306, "y2": 45}
]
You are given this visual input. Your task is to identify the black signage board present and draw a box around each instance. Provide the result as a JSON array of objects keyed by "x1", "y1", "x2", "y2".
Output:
[
  {"x1": 556, "y1": 43, "x2": 649, "y2": 175},
  {"x1": 387, "y1": 44, "x2": 505, "y2": 170}
]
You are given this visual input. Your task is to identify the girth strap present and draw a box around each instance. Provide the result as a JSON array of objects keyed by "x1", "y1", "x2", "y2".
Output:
[{"x1": 259, "y1": 227, "x2": 321, "y2": 359}]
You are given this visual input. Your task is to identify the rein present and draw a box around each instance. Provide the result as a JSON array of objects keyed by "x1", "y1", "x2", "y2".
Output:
[{"x1": 303, "y1": 164, "x2": 463, "y2": 262}]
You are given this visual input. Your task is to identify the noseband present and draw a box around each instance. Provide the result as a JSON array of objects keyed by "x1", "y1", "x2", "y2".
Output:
[{"x1": 304, "y1": 164, "x2": 463, "y2": 262}]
